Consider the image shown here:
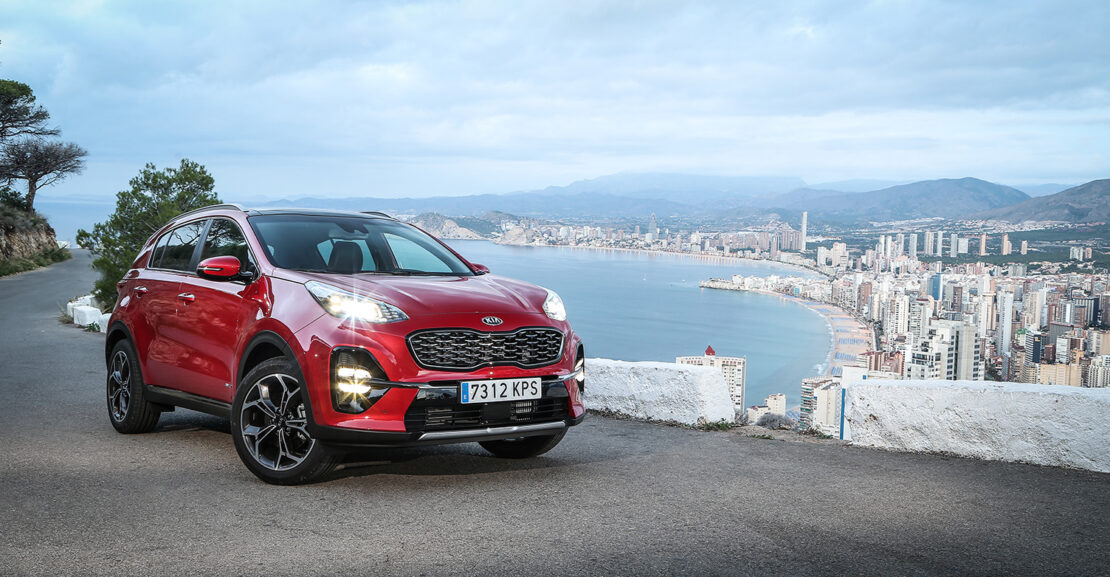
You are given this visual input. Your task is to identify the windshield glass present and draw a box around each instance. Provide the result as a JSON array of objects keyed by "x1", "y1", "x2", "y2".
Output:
[{"x1": 248, "y1": 214, "x2": 473, "y2": 276}]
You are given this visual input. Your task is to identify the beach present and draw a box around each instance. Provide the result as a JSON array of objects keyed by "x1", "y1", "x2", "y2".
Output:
[{"x1": 699, "y1": 280, "x2": 874, "y2": 378}]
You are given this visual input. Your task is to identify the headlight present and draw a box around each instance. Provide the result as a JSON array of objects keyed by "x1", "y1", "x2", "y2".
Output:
[
  {"x1": 306, "y1": 281, "x2": 408, "y2": 323},
  {"x1": 543, "y1": 289, "x2": 567, "y2": 321}
]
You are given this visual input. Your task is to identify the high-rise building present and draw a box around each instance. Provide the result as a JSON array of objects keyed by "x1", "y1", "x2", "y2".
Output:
[
  {"x1": 800, "y1": 211, "x2": 808, "y2": 251},
  {"x1": 1087, "y1": 356, "x2": 1110, "y2": 387},
  {"x1": 1002, "y1": 233, "x2": 1012, "y2": 256},
  {"x1": 904, "y1": 319, "x2": 982, "y2": 380},
  {"x1": 928, "y1": 273, "x2": 944, "y2": 301},
  {"x1": 648, "y1": 212, "x2": 659, "y2": 239},
  {"x1": 936, "y1": 230, "x2": 945, "y2": 256},
  {"x1": 924, "y1": 231, "x2": 935, "y2": 255},
  {"x1": 1024, "y1": 331, "x2": 1044, "y2": 366},
  {"x1": 998, "y1": 291, "x2": 1015, "y2": 358},
  {"x1": 1020, "y1": 240, "x2": 1029, "y2": 255},
  {"x1": 979, "y1": 233, "x2": 988, "y2": 256},
  {"x1": 676, "y1": 345, "x2": 746, "y2": 411},
  {"x1": 799, "y1": 377, "x2": 841, "y2": 434},
  {"x1": 950, "y1": 233, "x2": 959, "y2": 258},
  {"x1": 908, "y1": 233, "x2": 918, "y2": 259}
]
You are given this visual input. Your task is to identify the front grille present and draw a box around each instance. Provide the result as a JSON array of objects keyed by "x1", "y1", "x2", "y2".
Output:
[
  {"x1": 406, "y1": 397, "x2": 569, "y2": 432},
  {"x1": 406, "y1": 327, "x2": 565, "y2": 371}
]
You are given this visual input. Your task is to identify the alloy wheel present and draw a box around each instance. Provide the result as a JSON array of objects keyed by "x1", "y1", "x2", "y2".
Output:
[
  {"x1": 108, "y1": 350, "x2": 131, "y2": 422},
  {"x1": 238, "y1": 373, "x2": 315, "y2": 471}
]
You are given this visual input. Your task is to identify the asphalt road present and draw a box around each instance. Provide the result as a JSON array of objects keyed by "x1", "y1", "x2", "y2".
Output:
[{"x1": 1, "y1": 251, "x2": 1108, "y2": 577}]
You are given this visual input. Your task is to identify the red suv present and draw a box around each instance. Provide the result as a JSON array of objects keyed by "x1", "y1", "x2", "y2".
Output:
[{"x1": 104, "y1": 204, "x2": 585, "y2": 484}]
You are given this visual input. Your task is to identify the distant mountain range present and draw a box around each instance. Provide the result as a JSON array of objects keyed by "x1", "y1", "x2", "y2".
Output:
[
  {"x1": 242, "y1": 172, "x2": 1106, "y2": 226},
  {"x1": 976, "y1": 179, "x2": 1110, "y2": 223}
]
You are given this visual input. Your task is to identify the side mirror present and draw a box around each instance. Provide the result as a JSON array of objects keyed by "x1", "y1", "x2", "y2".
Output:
[
  {"x1": 197, "y1": 256, "x2": 243, "y2": 281},
  {"x1": 471, "y1": 263, "x2": 490, "y2": 275}
]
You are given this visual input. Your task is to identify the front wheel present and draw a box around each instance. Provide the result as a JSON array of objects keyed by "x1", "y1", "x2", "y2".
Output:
[
  {"x1": 479, "y1": 430, "x2": 566, "y2": 459},
  {"x1": 230, "y1": 358, "x2": 337, "y2": 485}
]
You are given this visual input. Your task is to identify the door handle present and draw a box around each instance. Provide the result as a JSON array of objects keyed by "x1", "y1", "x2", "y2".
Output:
[
  {"x1": 178, "y1": 293, "x2": 195, "y2": 303},
  {"x1": 134, "y1": 286, "x2": 148, "y2": 298}
]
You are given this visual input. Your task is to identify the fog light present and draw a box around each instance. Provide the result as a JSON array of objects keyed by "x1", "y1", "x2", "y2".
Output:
[
  {"x1": 336, "y1": 366, "x2": 373, "y2": 394},
  {"x1": 331, "y1": 348, "x2": 388, "y2": 414}
]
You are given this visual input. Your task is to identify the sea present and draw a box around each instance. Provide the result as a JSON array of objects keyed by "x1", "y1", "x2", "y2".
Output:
[{"x1": 445, "y1": 240, "x2": 831, "y2": 408}]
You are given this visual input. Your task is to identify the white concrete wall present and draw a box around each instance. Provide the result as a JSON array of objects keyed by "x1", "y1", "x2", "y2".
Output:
[
  {"x1": 844, "y1": 380, "x2": 1110, "y2": 473},
  {"x1": 586, "y1": 358, "x2": 735, "y2": 426}
]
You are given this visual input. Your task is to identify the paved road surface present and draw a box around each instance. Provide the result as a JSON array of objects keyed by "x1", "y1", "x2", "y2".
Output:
[{"x1": 1, "y1": 252, "x2": 1108, "y2": 576}]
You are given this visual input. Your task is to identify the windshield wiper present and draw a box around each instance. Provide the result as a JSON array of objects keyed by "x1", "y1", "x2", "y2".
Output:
[{"x1": 385, "y1": 269, "x2": 453, "y2": 276}]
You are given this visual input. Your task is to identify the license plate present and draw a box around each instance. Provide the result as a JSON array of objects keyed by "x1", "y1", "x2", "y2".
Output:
[{"x1": 460, "y1": 378, "x2": 542, "y2": 404}]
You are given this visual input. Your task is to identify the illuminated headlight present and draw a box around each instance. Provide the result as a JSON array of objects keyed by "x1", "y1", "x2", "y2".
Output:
[
  {"x1": 543, "y1": 289, "x2": 567, "y2": 321},
  {"x1": 331, "y1": 349, "x2": 388, "y2": 414},
  {"x1": 306, "y1": 281, "x2": 408, "y2": 323}
]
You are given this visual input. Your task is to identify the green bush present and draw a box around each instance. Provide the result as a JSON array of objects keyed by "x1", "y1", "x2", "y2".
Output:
[
  {"x1": 77, "y1": 159, "x2": 219, "y2": 305},
  {"x1": 0, "y1": 246, "x2": 71, "y2": 277}
]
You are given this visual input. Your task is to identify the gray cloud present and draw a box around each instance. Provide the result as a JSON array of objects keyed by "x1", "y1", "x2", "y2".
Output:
[{"x1": 1, "y1": 0, "x2": 1107, "y2": 200}]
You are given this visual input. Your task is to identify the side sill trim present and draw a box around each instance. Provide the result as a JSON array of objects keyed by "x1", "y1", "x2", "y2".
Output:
[{"x1": 145, "y1": 385, "x2": 232, "y2": 420}]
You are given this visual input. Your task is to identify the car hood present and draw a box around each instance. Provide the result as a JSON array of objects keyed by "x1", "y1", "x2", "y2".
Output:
[{"x1": 293, "y1": 271, "x2": 550, "y2": 317}]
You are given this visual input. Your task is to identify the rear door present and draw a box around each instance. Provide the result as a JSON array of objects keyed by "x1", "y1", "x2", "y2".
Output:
[{"x1": 138, "y1": 220, "x2": 207, "y2": 393}]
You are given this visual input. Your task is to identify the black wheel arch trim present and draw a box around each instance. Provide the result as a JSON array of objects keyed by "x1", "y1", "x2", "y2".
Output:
[
  {"x1": 237, "y1": 330, "x2": 298, "y2": 387},
  {"x1": 104, "y1": 321, "x2": 135, "y2": 367},
  {"x1": 236, "y1": 331, "x2": 322, "y2": 428}
]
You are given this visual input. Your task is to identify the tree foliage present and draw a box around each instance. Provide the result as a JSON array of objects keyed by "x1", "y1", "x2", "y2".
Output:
[
  {"x1": 0, "y1": 138, "x2": 86, "y2": 209},
  {"x1": 77, "y1": 159, "x2": 220, "y2": 305},
  {"x1": 0, "y1": 79, "x2": 58, "y2": 140},
  {"x1": 0, "y1": 79, "x2": 86, "y2": 211}
]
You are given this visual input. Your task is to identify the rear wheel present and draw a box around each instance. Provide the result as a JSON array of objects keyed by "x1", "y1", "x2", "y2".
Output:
[
  {"x1": 479, "y1": 430, "x2": 566, "y2": 459},
  {"x1": 106, "y1": 339, "x2": 161, "y2": 434},
  {"x1": 231, "y1": 357, "x2": 337, "y2": 485}
]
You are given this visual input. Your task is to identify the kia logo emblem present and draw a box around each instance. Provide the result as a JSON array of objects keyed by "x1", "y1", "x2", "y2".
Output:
[{"x1": 481, "y1": 316, "x2": 503, "y2": 326}]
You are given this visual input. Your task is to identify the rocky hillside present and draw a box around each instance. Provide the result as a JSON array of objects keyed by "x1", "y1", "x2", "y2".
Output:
[
  {"x1": 1, "y1": 207, "x2": 59, "y2": 261},
  {"x1": 0, "y1": 204, "x2": 68, "y2": 276},
  {"x1": 975, "y1": 179, "x2": 1110, "y2": 223},
  {"x1": 406, "y1": 213, "x2": 485, "y2": 239}
]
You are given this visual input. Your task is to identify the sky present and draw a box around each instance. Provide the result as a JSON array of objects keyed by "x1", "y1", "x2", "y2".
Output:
[{"x1": 1, "y1": 0, "x2": 1108, "y2": 203}]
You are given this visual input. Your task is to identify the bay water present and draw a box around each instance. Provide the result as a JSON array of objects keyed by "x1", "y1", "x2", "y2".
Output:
[{"x1": 446, "y1": 240, "x2": 830, "y2": 409}]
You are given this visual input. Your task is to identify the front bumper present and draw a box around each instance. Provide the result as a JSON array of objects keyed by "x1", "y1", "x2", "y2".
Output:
[
  {"x1": 306, "y1": 416, "x2": 584, "y2": 448},
  {"x1": 293, "y1": 313, "x2": 586, "y2": 442}
]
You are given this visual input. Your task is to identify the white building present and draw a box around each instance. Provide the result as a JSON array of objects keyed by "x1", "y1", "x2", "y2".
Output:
[
  {"x1": 800, "y1": 377, "x2": 841, "y2": 435},
  {"x1": 1088, "y1": 356, "x2": 1110, "y2": 388},
  {"x1": 676, "y1": 345, "x2": 746, "y2": 412}
]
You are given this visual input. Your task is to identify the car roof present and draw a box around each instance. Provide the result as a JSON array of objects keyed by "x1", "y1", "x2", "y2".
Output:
[{"x1": 165, "y1": 203, "x2": 397, "y2": 228}]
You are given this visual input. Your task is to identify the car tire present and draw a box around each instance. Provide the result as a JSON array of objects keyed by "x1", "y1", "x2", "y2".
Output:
[
  {"x1": 230, "y1": 357, "x2": 338, "y2": 485},
  {"x1": 107, "y1": 339, "x2": 161, "y2": 434},
  {"x1": 479, "y1": 430, "x2": 566, "y2": 459}
]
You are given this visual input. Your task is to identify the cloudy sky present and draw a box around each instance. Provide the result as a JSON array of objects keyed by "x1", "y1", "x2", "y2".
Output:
[{"x1": 2, "y1": 0, "x2": 1108, "y2": 202}]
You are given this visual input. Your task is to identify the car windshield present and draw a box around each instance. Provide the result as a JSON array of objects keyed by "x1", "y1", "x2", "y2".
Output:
[{"x1": 248, "y1": 214, "x2": 474, "y2": 276}]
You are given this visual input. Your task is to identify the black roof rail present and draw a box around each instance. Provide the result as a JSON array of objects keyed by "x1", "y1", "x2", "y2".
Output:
[
  {"x1": 171, "y1": 203, "x2": 246, "y2": 223},
  {"x1": 361, "y1": 211, "x2": 396, "y2": 220}
]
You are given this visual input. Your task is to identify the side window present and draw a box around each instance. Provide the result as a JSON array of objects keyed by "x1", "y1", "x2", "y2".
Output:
[
  {"x1": 159, "y1": 221, "x2": 206, "y2": 272},
  {"x1": 384, "y1": 233, "x2": 452, "y2": 272},
  {"x1": 201, "y1": 218, "x2": 253, "y2": 268},
  {"x1": 148, "y1": 233, "x2": 171, "y2": 269}
]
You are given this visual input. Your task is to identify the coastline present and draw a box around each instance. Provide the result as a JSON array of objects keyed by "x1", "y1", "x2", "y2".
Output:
[
  {"x1": 700, "y1": 280, "x2": 872, "y2": 378},
  {"x1": 490, "y1": 239, "x2": 821, "y2": 277}
]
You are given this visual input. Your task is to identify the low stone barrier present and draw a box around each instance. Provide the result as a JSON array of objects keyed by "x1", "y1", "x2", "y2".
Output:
[
  {"x1": 586, "y1": 358, "x2": 735, "y2": 426},
  {"x1": 844, "y1": 380, "x2": 1110, "y2": 473}
]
